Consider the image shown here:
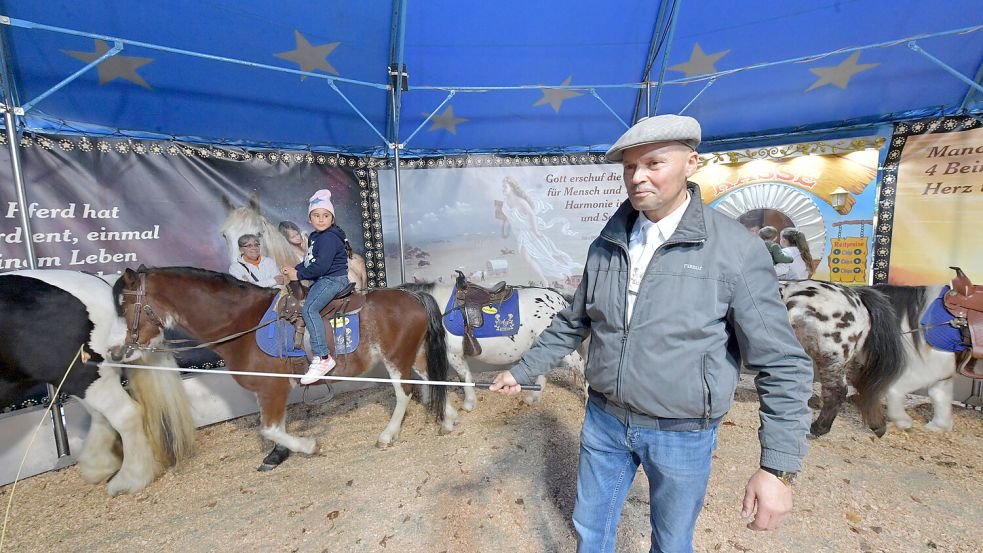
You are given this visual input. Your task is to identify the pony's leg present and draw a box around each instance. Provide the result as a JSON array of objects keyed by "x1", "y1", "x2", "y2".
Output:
[
  {"x1": 924, "y1": 377, "x2": 955, "y2": 432},
  {"x1": 810, "y1": 364, "x2": 848, "y2": 438},
  {"x1": 432, "y1": 349, "x2": 458, "y2": 435},
  {"x1": 77, "y1": 409, "x2": 122, "y2": 484},
  {"x1": 81, "y1": 365, "x2": 161, "y2": 496},
  {"x1": 885, "y1": 384, "x2": 915, "y2": 430},
  {"x1": 447, "y1": 352, "x2": 477, "y2": 411},
  {"x1": 378, "y1": 360, "x2": 413, "y2": 447},
  {"x1": 256, "y1": 384, "x2": 317, "y2": 464}
]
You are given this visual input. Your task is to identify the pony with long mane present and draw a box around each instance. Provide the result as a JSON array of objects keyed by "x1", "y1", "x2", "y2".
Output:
[
  {"x1": 779, "y1": 280, "x2": 906, "y2": 437},
  {"x1": 399, "y1": 280, "x2": 587, "y2": 410},
  {"x1": 219, "y1": 192, "x2": 368, "y2": 289},
  {"x1": 112, "y1": 266, "x2": 456, "y2": 470},
  {"x1": 0, "y1": 270, "x2": 195, "y2": 495}
]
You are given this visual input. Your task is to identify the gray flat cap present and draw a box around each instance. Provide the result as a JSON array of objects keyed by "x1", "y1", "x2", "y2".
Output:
[{"x1": 605, "y1": 114, "x2": 701, "y2": 162}]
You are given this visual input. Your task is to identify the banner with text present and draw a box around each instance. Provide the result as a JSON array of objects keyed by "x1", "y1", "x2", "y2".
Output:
[
  {"x1": 0, "y1": 134, "x2": 383, "y2": 285},
  {"x1": 873, "y1": 116, "x2": 983, "y2": 285},
  {"x1": 379, "y1": 141, "x2": 882, "y2": 290}
]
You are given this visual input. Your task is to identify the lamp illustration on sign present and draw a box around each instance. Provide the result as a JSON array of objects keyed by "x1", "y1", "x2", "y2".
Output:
[{"x1": 830, "y1": 186, "x2": 851, "y2": 214}]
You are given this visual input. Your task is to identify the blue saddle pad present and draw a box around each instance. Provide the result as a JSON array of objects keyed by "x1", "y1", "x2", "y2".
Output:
[
  {"x1": 920, "y1": 286, "x2": 967, "y2": 352},
  {"x1": 328, "y1": 312, "x2": 360, "y2": 355},
  {"x1": 443, "y1": 285, "x2": 520, "y2": 338},
  {"x1": 256, "y1": 298, "x2": 361, "y2": 357},
  {"x1": 257, "y1": 297, "x2": 307, "y2": 358}
]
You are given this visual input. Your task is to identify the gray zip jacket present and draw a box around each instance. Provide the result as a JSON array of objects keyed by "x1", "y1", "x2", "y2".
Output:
[{"x1": 511, "y1": 183, "x2": 813, "y2": 472}]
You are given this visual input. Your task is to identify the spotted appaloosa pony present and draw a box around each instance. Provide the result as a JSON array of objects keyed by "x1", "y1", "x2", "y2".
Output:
[
  {"x1": 399, "y1": 282, "x2": 587, "y2": 410},
  {"x1": 779, "y1": 280, "x2": 906, "y2": 437},
  {"x1": 0, "y1": 270, "x2": 195, "y2": 495},
  {"x1": 876, "y1": 284, "x2": 965, "y2": 432},
  {"x1": 219, "y1": 192, "x2": 368, "y2": 289},
  {"x1": 113, "y1": 266, "x2": 456, "y2": 470}
]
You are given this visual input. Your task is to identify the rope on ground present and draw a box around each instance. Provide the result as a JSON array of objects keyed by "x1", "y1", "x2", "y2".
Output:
[{"x1": 1, "y1": 345, "x2": 83, "y2": 553}]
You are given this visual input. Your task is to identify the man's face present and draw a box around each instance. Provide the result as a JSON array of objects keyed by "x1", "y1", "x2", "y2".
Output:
[{"x1": 622, "y1": 141, "x2": 698, "y2": 219}]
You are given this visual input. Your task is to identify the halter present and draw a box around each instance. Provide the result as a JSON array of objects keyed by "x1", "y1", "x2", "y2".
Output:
[{"x1": 121, "y1": 272, "x2": 165, "y2": 356}]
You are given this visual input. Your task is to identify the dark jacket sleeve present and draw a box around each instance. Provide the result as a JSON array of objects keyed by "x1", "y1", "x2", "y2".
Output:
[
  {"x1": 768, "y1": 242, "x2": 793, "y2": 264},
  {"x1": 729, "y1": 238, "x2": 813, "y2": 473},
  {"x1": 296, "y1": 231, "x2": 345, "y2": 281},
  {"x1": 509, "y1": 265, "x2": 592, "y2": 384}
]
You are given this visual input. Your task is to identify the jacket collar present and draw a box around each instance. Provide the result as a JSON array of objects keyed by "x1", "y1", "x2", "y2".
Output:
[{"x1": 599, "y1": 182, "x2": 708, "y2": 248}]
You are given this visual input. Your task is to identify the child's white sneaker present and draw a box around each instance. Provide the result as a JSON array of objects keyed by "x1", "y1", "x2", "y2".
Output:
[{"x1": 300, "y1": 355, "x2": 337, "y2": 385}]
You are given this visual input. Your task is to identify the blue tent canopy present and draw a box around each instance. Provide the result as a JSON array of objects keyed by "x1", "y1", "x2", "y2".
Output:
[{"x1": 2, "y1": 0, "x2": 981, "y2": 154}]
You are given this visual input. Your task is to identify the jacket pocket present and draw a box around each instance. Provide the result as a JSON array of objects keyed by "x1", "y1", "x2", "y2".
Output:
[{"x1": 701, "y1": 352, "x2": 712, "y2": 419}]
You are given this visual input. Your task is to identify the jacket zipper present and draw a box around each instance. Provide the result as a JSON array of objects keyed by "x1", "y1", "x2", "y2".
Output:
[
  {"x1": 598, "y1": 234, "x2": 704, "y2": 402},
  {"x1": 701, "y1": 352, "x2": 711, "y2": 420}
]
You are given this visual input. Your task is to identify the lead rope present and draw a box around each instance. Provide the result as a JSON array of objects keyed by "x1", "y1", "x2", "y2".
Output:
[{"x1": 1, "y1": 345, "x2": 83, "y2": 553}]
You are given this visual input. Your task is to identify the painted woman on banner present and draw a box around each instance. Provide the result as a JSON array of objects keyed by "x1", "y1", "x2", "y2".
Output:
[{"x1": 498, "y1": 176, "x2": 581, "y2": 287}]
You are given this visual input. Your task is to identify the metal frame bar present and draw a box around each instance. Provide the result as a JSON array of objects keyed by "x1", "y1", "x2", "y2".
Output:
[
  {"x1": 402, "y1": 90, "x2": 456, "y2": 147},
  {"x1": 0, "y1": 25, "x2": 72, "y2": 461},
  {"x1": 652, "y1": 0, "x2": 682, "y2": 114},
  {"x1": 958, "y1": 59, "x2": 983, "y2": 112},
  {"x1": 908, "y1": 41, "x2": 983, "y2": 96},
  {"x1": 589, "y1": 89, "x2": 629, "y2": 129},
  {"x1": 328, "y1": 81, "x2": 388, "y2": 144},
  {"x1": 390, "y1": 0, "x2": 409, "y2": 284},
  {"x1": 678, "y1": 78, "x2": 715, "y2": 115},
  {"x1": 20, "y1": 41, "x2": 122, "y2": 113}
]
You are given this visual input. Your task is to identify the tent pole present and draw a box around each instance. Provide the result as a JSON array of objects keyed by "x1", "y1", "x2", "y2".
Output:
[
  {"x1": 653, "y1": 0, "x2": 682, "y2": 115},
  {"x1": 0, "y1": 27, "x2": 73, "y2": 462},
  {"x1": 391, "y1": 93, "x2": 406, "y2": 285},
  {"x1": 632, "y1": 0, "x2": 671, "y2": 124}
]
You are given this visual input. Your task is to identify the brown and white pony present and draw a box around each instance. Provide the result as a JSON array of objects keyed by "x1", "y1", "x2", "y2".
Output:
[
  {"x1": 112, "y1": 266, "x2": 456, "y2": 470},
  {"x1": 219, "y1": 193, "x2": 368, "y2": 290}
]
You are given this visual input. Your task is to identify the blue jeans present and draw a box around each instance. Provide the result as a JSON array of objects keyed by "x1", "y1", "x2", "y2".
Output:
[
  {"x1": 573, "y1": 398, "x2": 718, "y2": 553},
  {"x1": 302, "y1": 275, "x2": 350, "y2": 357}
]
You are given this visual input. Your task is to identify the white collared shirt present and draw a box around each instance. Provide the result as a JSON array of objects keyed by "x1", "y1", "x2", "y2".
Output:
[{"x1": 626, "y1": 191, "x2": 691, "y2": 322}]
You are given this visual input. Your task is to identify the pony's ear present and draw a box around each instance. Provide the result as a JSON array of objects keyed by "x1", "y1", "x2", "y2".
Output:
[
  {"x1": 247, "y1": 191, "x2": 261, "y2": 213},
  {"x1": 220, "y1": 195, "x2": 235, "y2": 213},
  {"x1": 122, "y1": 268, "x2": 138, "y2": 284},
  {"x1": 137, "y1": 263, "x2": 148, "y2": 272}
]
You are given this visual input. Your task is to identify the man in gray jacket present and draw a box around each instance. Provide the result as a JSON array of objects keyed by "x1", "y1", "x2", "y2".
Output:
[{"x1": 490, "y1": 114, "x2": 813, "y2": 553}]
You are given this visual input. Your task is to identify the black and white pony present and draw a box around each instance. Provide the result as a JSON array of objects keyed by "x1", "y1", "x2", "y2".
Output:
[
  {"x1": 399, "y1": 282, "x2": 587, "y2": 410},
  {"x1": 779, "y1": 280, "x2": 906, "y2": 437},
  {"x1": 0, "y1": 270, "x2": 195, "y2": 495}
]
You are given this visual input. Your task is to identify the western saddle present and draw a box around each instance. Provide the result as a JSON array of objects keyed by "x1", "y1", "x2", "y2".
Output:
[
  {"x1": 942, "y1": 267, "x2": 983, "y2": 378},
  {"x1": 451, "y1": 270, "x2": 513, "y2": 357},
  {"x1": 277, "y1": 281, "x2": 364, "y2": 350}
]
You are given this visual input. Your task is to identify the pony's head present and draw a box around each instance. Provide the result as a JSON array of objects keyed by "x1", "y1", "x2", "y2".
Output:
[{"x1": 219, "y1": 193, "x2": 301, "y2": 269}]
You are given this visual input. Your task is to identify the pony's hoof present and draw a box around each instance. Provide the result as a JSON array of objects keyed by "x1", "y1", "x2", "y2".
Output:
[
  {"x1": 375, "y1": 440, "x2": 392, "y2": 449},
  {"x1": 311, "y1": 438, "x2": 327, "y2": 456},
  {"x1": 872, "y1": 426, "x2": 887, "y2": 438},
  {"x1": 924, "y1": 421, "x2": 953, "y2": 432},
  {"x1": 257, "y1": 463, "x2": 278, "y2": 472},
  {"x1": 892, "y1": 418, "x2": 914, "y2": 430},
  {"x1": 438, "y1": 425, "x2": 453, "y2": 436},
  {"x1": 461, "y1": 401, "x2": 476, "y2": 412}
]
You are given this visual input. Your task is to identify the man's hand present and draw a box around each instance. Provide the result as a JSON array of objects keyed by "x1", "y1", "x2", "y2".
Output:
[
  {"x1": 742, "y1": 468, "x2": 793, "y2": 531},
  {"x1": 488, "y1": 371, "x2": 522, "y2": 396}
]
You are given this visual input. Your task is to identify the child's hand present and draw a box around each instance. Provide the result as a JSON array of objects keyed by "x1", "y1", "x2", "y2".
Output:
[{"x1": 281, "y1": 267, "x2": 299, "y2": 281}]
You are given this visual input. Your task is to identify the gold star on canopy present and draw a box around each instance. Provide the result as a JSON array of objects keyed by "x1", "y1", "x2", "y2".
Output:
[
  {"x1": 426, "y1": 105, "x2": 468, "y2": 134},
  {"x1": 806, "y1": 52, "x2": 879, "y2": 92},
  {"x1": 533, "y1": 76, "x2": 584, "y2": 113},
  {"x1": 61, "y1": 39, "x2": 155, "y2": 89},
  {"x1": 274, "y1": 30, "x2": 340, "y2": 80},
  {"x1": 669, "y1": 43, "x2": 730, "y2": 79}
]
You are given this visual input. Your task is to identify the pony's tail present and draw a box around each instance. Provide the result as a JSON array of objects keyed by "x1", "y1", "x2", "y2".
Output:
[
  {"x1": 415, "y1": 291, "x2": 450, "y2": 422},
  {"x1": 853, "y1": 287, "x2": 907, "y2": 435},
  {"x1": 127, "y1": 353, "x2": 196, "y2": 468}
]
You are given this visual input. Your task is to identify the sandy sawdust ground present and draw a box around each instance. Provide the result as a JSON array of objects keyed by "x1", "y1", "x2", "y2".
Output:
[{"x1": 2, "y1": 372, "x2": 982, "y2": 553}]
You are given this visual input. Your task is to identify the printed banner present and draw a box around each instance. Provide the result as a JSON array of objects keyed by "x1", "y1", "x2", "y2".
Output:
[
  {"x1": 0, "y1": 134, "x2": 384, "y2": 285},
  {"x1": 380, "y1": 140, "x2": 883, "y2": 289},
  {"x1": 873, "y1": 116, "x2": 983, "y2": 285}
]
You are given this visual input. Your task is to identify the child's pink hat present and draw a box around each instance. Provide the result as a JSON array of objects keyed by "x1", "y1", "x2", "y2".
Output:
[{"x1": 308, "y1": 189, "x2": 335, "y2": 217}]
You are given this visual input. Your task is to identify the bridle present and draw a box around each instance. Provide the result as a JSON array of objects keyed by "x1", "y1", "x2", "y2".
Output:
[{"x1": 120, "y1": 270, "x2": 279, "y2": 355}]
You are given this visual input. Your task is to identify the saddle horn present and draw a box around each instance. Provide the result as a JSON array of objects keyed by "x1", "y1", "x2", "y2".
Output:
[{"x1": 950, "y1": 266, "x2": 972, "y2": 297}]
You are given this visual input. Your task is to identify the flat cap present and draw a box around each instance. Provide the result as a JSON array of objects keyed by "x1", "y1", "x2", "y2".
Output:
[{"x1": 605, "y1": 114, "x2": 701, "y2": 162}]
